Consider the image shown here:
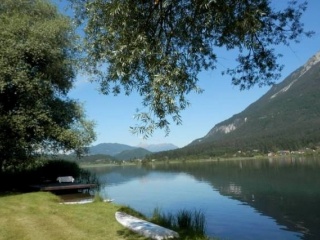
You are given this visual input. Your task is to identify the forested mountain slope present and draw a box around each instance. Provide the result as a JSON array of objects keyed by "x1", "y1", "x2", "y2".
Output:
[
  {"x1": 152, "y1": 52, "x2": 320, "y2": 158},
  {"x1": 194, "y1": 52, "x2": 320, "y2": 150}
]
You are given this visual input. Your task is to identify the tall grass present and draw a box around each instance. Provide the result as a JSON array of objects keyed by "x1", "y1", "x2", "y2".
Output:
[
  {"x1": 151, "y1": 207, "x2": 175, "y2": 229},
  {"x1": 151, "y1": 208, "x2": 207, "y2": 239}
]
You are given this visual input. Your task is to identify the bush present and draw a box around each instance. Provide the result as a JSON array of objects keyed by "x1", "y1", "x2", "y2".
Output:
[{"x1": 38, "y1": 159, "x2": 81, "y2": 182}]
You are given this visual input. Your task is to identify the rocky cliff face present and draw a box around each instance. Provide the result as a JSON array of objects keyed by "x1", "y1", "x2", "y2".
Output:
[{"x1": 270, "y1": 51, "x2": 320, "y2": 100}]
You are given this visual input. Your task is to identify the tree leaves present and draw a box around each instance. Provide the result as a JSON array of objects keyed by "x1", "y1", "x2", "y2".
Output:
[
  {"x1": 0, "y1": 0, "x2": 96, "y2": 170},
  {"x1": 70, "y1": 0, "x2": 313, "y2": 137}
]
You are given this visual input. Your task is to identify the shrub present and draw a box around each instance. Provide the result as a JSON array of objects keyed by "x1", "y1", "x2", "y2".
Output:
[{"x1": 38, "y1": 159, "x2": 81, "y2": 182}]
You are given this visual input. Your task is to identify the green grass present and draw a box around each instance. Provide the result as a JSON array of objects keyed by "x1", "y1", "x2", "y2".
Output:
[
  {"x1": 0, "y1": 192, "x2": 147, "y2": 240},
  {"x1": 0, "y1": 192, "x2": 218, "y2": 240}
]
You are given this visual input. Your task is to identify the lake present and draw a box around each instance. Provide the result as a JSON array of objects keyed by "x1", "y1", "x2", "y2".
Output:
[{"x1": 89, "y1": 157, "x2": 320, "y2": 240}]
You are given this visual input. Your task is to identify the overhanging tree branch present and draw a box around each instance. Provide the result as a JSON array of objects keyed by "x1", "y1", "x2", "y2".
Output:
[{"x1": 69, "y1": 0, "x2": 314, "y2": 137}]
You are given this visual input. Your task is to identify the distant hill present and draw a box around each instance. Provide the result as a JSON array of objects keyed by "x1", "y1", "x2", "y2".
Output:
[
  {"x1": 89, "y1": 143, "x2": 136, "y2": 156},
  {"x1": 136, "y1": 143, "x2": 178, "y2": 152},
  {"x1": 151, "y1": 51, "x2": 320, "y2": 158},
  {"x1": 89, "y1": 142, "x2": 178, "y2": 155},
  {"x1": 114, "y1": 148, "x2": 152, "y2": 161},
  {"x1": 88, "y1": 142, "x2": 177, "y2": 160}
]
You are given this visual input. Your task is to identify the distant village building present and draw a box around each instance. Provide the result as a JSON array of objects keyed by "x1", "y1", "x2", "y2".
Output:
[{"x1": 277, "y1": 150, "x2": 290, "y2": 155}]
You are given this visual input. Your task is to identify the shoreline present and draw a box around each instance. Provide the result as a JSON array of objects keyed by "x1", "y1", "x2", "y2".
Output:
[{"x1": 80, "y1": 155, "x2": 268, "y2": 169}]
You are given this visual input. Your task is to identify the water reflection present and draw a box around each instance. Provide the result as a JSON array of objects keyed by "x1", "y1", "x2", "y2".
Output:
[
  {"x1": 89, "y1": 157, "x2": 320, "y2": 240},
  {"x1": 154, "y1": 158, "x2": 320, "y2": 240}
]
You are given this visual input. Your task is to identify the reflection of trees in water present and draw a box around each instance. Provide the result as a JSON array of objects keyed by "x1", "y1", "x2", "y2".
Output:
[{"x1": 153, "y1": 158, "x2": 320, "y2": 240}]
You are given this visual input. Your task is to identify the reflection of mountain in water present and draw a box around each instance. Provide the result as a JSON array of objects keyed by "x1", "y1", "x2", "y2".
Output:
[
  {"x1": 153, "y1": 158, "x2": 320, "y2": 240},
  {"x1": 90, "y1": 165, "x2": 178, "y2": 186},
  {"x1": 89, "y1": 166, "x2": 149, "y2": 186}
]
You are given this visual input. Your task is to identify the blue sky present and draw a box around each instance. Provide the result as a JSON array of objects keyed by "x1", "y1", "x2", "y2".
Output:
[{"x1": 56, "y1": 0, "x2": 320, "y2": 148}]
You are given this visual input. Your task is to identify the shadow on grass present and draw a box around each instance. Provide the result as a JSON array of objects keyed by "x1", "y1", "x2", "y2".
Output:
[{"x1": 0, "y1": 192, "x2": 21, "y2": 198}]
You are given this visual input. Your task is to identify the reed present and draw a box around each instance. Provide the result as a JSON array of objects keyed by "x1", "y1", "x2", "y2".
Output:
[
  {"x1": 151, "y1": 207, "x2": 175, "y2": 229},
  {"x1": 151, "y1": 208, "x2": 208, "y2": 239}
]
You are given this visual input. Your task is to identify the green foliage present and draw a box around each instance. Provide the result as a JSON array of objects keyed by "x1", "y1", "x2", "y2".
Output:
[
  {"x1": 69, "y1": 0, "x2": 313, "y2": 137},
  {"x1": 0, "y1": 0, "x2": 96, "y2": 171},
  {"x1": 38, "y1": 159, "x2": 82, "y2": 181}
]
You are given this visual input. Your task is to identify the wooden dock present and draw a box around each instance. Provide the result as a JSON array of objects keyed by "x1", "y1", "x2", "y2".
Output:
[{"x1": 30, "y1": 183, "x2": 96, "y2": 192}]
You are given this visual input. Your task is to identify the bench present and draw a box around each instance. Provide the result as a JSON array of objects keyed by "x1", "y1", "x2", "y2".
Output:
[{"x1": 56, "y1": 176, "x2": 75, "y2": 183}]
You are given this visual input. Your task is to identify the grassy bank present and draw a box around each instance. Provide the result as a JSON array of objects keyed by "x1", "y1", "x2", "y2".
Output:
[
  {"x1": 0, "y1": 192, "x2": 213, "y2": 240},
  {"x1": 0, "y1": 192, "x2": 146, "y2": 240}
]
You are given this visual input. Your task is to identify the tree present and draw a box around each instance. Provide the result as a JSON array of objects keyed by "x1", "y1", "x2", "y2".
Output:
[
  {"x1": 0, "y1": 0, "x2": 96, "y2": 172},
  {"x1": 69, "y1": 0, "x2": 313, "y2": 137}
]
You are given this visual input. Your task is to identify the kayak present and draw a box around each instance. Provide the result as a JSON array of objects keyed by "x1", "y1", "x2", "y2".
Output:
[
  {"x1": 60, "y1": 199, "x2": 113, "y2": 204},
  {"x1": 115, "y1": 211, "x2": 179, "y2": 240}
]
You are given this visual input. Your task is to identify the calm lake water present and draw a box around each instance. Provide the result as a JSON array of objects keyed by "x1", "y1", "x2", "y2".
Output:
[{"x1": 89, "y1": 157, "x2": 320, "y2": 240}]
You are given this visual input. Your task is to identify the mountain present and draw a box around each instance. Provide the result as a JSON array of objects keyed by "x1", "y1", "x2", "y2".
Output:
[
  {"x1": 89, "y1": 143, "x2": 136, "y2": 156},
  {"x1": 114, "y1": 148, "x2": 152, "y2": 161},
  {"x1": 189, "y1": 51, "x2": 320, "y2": 152},
  {"x1": 136, "y1": 143, "x2": 178, "y2": 152},
  {"x1": 89, "y1": 142, "x2": 178, "y2": 156},
  {"x1": 88, "y1": 142, "x2": 177, "y2": 160},
  {"x1": 152, "y1": 51, "x2": 320, "y2": 158}
]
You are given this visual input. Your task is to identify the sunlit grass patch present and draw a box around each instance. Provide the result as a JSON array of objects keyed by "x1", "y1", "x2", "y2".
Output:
[
  {"x1": 0, "y1": 192, "x2": 125, "y2": 240},
  {"x1": 0, "y1": 192, "x2": 217, "y2": 240}
]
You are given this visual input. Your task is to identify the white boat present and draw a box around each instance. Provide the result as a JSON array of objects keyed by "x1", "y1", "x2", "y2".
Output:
[
  {"x1": 60, "y1": 199, "x2": 113, "y2": 205},
  {"x1": 115, "y1": 211, "x2": 179, "y2": 240},
  {"x1": 60, "y1": 199, "x2": 93, "y2": 204}
]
